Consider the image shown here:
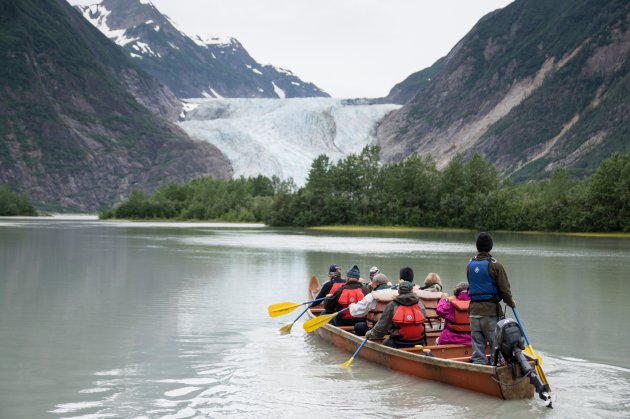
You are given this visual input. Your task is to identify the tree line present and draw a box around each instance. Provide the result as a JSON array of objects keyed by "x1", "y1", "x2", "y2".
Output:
[
  {"x1": 0, "y1": 184, "x2": 37, "y2": 216},
  {"x1": 99, "y1": 146, "x2": 630, "y2": 232}
]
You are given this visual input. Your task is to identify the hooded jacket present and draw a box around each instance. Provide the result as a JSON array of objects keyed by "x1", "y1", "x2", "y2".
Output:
[
  {"x1": 436, "y1": 290, "x2": 472, "y2": 345},
  {"x1": 367, "y1": 292, "x2": 424, "y2": 340}
]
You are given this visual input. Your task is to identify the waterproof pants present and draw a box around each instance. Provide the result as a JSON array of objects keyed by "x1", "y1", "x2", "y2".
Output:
[{"x1": 470, "y1": 316, "x2": 498, "y2": 364}]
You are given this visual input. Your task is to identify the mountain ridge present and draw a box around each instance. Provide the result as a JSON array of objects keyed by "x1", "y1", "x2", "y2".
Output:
[
  {"x1": 76, "y1": 0, "x2": 330, "y2": 99},
  {"x1": 0, "y1": 0, "x2": 232, "y2": 211},
  {"x1": 377, "y1": 0, "x2": 630, "y2": 180}
]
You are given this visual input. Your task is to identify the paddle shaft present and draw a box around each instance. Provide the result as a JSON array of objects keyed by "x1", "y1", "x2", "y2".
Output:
[
  {"x1": 293, "y1": 305, "x2": 310, "y2": 322},
  {"x1": 511, "y1": 307, "x2": 532, "y2": 346},
  {"x1": 303, "y1": 297, "x2": 325, "y2": 305},
  {"x1": 350, "y1": 337, "x2": 369, "y2": 360}
]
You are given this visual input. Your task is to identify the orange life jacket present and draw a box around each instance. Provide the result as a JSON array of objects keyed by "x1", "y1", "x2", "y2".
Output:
[
  {"x1": 445, "y1": 296, "x2": 471, "y2": 333},
  {"x1": 329, "y1": 281, "x2": 346, "y2": 295},
  {"x1": 367, "y1": 290, "x2": 396, "y2": 326},
  {"x1": 392, "y1": 304, "x2": 426, "y2": 341},
  {"x1": 338, "y1": 287, "x2": 365, "y2": 319}
]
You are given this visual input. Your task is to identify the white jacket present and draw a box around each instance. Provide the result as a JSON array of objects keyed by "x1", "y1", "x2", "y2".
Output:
[{"x1": 349, "y1": 288, "x2": 396, "y2": 317}]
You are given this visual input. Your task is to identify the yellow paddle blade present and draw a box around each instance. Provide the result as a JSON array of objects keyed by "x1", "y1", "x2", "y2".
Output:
[
  {"x1": 524, "y1": 345, "x2": 543, "y2": 366},
  {"x1": 303, "y1": 312, "x2": 336, "y2": 333},
  {"x1": 524, "y1": 345, "x2": 551, "y2": 390},
  {"x1": 267, "y1": 302, "x2": 302, "y2": 317},
  {"x1": 279, "y1": 322, "x2": 295, "y2": 334},
  {"x1": 341, "y1": 356, "x2": 356, "y2": 367}
]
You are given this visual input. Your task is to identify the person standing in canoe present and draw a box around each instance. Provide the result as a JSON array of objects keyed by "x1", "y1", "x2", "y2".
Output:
[
  {"x1": 365, "y1": 281, "x2": 427, "y2": 348},
  {"x1": 348, "y1": 273, "x2": 396, "y2": 336},
  {"x1": 435, "y1": 282, "x2": 472, "y2": 345},
  {"x1": 311, "y1": 264, "x2": 345, "y2": 307},
  {"x1": 467, "y1": 232, "x2": 516, "y2": 364},
  {"x1": 325, "y1": 265, "x2": 366, "y2": 326}
]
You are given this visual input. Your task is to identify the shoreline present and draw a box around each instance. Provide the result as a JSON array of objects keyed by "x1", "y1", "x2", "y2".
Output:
[
  {"x1": 308, "y1": 225, "x2": 630, "y2": 238},
  {"x1": 4, "y1": 216, "x2": 630, "y2": 238}
]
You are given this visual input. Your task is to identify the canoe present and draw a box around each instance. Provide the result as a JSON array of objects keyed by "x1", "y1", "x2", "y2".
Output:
[{"x1": 306, "y1": 276, "x2": 535, "y2": 400}]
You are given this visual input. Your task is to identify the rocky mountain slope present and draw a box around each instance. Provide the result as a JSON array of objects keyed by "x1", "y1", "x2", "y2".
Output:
[
  {"x1": 377, "y1": 0, "x2": 630, "y2": 180},
  {"x1": 0, "y1": 0, "x2": 232, "y2": 211},
  {"x1": 76, "y1": 0, "x2": 329, "y2": 99}
]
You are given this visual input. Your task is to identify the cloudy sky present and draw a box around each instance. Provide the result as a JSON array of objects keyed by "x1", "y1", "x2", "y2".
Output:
[{"x1": 69, "y1": 0, "x2": 513, "y2": 98}]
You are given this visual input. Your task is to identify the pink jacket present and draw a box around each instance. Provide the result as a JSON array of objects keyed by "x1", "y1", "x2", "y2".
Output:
[{"x1": 435, "y1": 290, "x2": 472, "y2": 345}]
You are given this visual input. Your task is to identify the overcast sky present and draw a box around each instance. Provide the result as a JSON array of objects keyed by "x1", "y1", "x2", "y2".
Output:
[{"x1": 69, "y1": 0, "x2": 513, "y2": 98}]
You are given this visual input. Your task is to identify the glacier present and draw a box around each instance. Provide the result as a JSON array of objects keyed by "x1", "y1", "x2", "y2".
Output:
[{"x1": 178, "y1": 98, "x2": 401, "y2": 185}]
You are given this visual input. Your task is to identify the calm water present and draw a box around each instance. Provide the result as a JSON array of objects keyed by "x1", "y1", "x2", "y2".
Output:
[{"x1": 1, "y1": 218, "x2": 629, "y2": 418}]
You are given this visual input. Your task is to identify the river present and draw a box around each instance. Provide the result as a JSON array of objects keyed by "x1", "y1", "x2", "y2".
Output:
[{"x1": 0, "y1": 218, "x2": 629, "y2": 418}]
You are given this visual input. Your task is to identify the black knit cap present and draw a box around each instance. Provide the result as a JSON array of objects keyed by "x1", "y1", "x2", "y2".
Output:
[
  {"x1": 400, "y1": 267, "x2": 414, "y2": 283},
  {"x1": 476, "y1": 232, "x2": 493, "y2": 252},
  {"x1": 346, "y1": 264, "x2": 360, "y2": 279}
]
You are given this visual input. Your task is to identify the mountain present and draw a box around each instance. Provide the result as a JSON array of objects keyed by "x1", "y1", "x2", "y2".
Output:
[
  {"x1": 383, "y1": 57, "x2": 446, "y2": 105},
  {"x1": 178, "y1": 98, "x2": 400, "y2": 185},
  {"x1": 377, "y1": 0, "x2": 630, "y2": 180},
  {"x1": 0, "y1": 0, "x2": 232, "y2": 211},
  {"x1": 76, "y1": 0, "x2": 330, "y2": 99}
]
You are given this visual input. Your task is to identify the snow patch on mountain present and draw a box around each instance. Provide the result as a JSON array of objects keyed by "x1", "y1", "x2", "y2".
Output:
[
  {"x1": 272, "y1": 82, "x2": 286, "y2": 99},
  {"x1": 179, "y1": 98, "x2": 400, "y2": 184}
]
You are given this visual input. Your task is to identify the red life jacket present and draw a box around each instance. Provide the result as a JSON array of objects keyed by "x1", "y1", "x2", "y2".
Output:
[
  {"x1": 337, "y1": 287, "x2": 365, "y2": 319},
  {"x1": 392, "y1": 304, "x2": 426, "y2": 341},
  {"x1": 328, "y1": 281, "x2": 346, "y2": 295},
  {"x1": 445, "y1": 297, "x2": 471, "y2": 333}
]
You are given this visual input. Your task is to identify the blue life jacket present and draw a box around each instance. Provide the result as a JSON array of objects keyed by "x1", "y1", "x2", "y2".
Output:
[{"x1": 468, "y1": 258, "x2": 501, "y2": 302}]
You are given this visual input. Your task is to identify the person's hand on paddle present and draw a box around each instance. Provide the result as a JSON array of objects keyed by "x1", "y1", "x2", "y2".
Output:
[{"x1": 365, "y1": 330, "x2": 375, "y2": 340}]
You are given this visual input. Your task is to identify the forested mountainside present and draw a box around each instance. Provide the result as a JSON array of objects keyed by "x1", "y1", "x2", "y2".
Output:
[
  {"x1": 77, "y1": 0, "x2": 329, "y2": 99},
  {"x1": 0, "y1": 0, "x2": 232, "y2": 211},
  {"x1": 377, "y1": 0, "x2": 630, "y2": 180}
]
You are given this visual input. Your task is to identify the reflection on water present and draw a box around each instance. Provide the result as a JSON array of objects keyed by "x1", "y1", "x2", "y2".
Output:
[{"x1": 0, "y1": 220, "x2": 629, "y2": 418}]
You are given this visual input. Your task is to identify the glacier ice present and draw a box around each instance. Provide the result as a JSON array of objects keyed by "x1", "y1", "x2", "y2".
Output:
[{"x1": 178, "y1": 98, "x2": 400, "y2": 185}]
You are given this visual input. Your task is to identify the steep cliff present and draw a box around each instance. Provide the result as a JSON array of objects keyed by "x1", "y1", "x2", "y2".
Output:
[
  {"x1": 0, "y1": 0, "x2": 232, "y2": 211},
  {"x1": 377, "y1": 0, "x2": 629, "y2": 180}
]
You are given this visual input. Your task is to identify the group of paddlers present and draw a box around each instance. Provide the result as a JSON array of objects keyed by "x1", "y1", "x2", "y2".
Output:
[{"x1": 312, "y1": 231, "x2": 515, "y2": 365}]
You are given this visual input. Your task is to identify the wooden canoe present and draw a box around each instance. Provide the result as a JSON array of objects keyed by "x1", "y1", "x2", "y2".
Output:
[{"x1": 306, "y1": 276, "x2": 535, "y2": 400}]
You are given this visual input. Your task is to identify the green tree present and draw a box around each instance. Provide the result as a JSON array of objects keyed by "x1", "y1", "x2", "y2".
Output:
[
  {"x1": 586, "y1": 152, "x2": 630, "y2": 231},
  {"x1": 0, "y1": 184, "x2": 37, "y2": 216}
]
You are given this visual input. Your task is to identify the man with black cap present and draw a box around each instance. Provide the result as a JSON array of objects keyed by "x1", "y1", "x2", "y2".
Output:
[
  {"x1": 311, "y1": 264, "x2": 345, "y2": 307},
  {"x1": 365, "y1": 281, "x2": 427, "y2": 348},
  {"x1": 467, "y1": 232, "x2": 516, "y2": 364}
]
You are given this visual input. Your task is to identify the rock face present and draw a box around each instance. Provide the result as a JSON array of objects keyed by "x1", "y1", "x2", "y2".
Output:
[
  {"x1": 0, "y1": 0, "x2": 232, "y2": 211},
  {"x1": 377, "y1": 0, "x2": 630, "y2": 180},
  {"x1": 77, "y1": 0, "x2": 330, "y2": 99}
]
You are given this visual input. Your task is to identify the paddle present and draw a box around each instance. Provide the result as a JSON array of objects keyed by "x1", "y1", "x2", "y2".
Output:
[
  {"x1": 279, "y1": 305, "x2": 310, "y2": 333},
  {"x1": 341, "y1": 336, "x2": 369, "y2": 367},
  {"x1": 512, "y1": 307, "x2": 551, "y2": 390},
  {"x1": 303, "y1": 308, "x2": 349, "y2": 333},
  {"x1": 268, "y1": 297, "x2": 324, "y2": 317}
]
